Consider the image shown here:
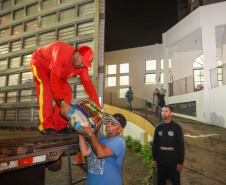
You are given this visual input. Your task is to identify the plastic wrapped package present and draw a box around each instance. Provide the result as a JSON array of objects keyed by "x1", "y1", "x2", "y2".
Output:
[{"x1": 68, "y1": 97, "x2": 106, "y2": 132}]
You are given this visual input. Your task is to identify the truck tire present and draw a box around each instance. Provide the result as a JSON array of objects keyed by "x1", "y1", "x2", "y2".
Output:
[{"x1": 47, "y1": 157, "x2": 62, "y2": 172}]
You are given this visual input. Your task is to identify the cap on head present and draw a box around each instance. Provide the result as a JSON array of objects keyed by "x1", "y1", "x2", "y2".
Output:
[
  {"x1": 77, "y1": 46, "x2": 94, "y2": 68},
  {"x1": 109, "y1": 114, "x2": 127, "y2": 128}
]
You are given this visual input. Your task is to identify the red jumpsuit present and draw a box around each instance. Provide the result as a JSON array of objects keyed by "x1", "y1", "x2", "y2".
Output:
[{"x1": 30, "y1": 42, "x2": 99, "y2": 131}]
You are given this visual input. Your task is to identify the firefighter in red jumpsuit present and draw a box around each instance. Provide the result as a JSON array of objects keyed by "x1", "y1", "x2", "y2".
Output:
[{"x1": 30, "y1": 42, "x2": 100, "y2": 135}]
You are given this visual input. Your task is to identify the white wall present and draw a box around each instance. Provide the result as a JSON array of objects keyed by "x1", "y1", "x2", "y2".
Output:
[
  {"x1": 165, "y1": 8, "x2": 201, "y2": 47},
  {"x1": 105, "y1": 44, "x2": 163, "y2": 101},
  {"x1": 171, "y1": 50, "x2": 202, "y2": 80},
  {"x1": 102, "y1": 121, "x2": 153, "y2": 144},
  {"x1": 209, "y1": 85, "x2": 226, "y2": 128},
  {"x1": 123, "y1": 121, "x2": 153, "y2": 143},
  {"x1": 171, "y1": 49, "x2": 222, "y2": 81},
  {"x1": 168, "y1": 90, "x2": 205, "y2": 122}
]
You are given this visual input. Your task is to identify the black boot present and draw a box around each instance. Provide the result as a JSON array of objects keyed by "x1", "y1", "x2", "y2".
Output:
[
  {"x1": 57, "y1": 127, "x2": 75, "y2": 134},
  {"x1": 41, "y1": 128, "x2": 57, "y2": 135}
]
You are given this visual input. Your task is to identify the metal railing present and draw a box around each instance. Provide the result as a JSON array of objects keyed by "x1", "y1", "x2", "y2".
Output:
[
  {"x1": 210, "y1": 64, "x2": 226, "y2": 88},
  {"x1": 169, "y1": 64, "x2": 226, "y2": 96},
  {"x1": 103, "y1": 91, "x2": 163, "y2": 126},
  {"x1": 169, "y1": 75, "x2": 195, "y2": 97}
]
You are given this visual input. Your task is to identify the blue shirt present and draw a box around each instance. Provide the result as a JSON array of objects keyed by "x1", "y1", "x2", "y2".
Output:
[
  {"x1": 86, "y1": 135, "x2": 126, "y2": 185},
  {"x1": 125, "y1": 90, "x2": 133, "y2": 101}
]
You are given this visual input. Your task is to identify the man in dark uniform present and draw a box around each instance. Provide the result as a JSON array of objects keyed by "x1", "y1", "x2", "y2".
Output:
[{"x1": 152, "y1": 105, "x2": 185, "y2": 185}]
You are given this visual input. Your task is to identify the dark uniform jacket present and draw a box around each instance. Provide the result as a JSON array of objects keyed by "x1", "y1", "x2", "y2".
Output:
[{"x1": 152, "y1": 121, "x2": 185, "y2": 166}]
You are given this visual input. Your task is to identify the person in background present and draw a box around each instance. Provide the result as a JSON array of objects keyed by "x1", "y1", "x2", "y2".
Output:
[
  {"x1": 77, "y1": 113, "x2": 127, "y2": 185},
  {"x1": 152, "y1": 105, "x2": 185, "y2": 185},
  {"x1": 30, "y1": 42, "x2": 99, "y2": 135},
  {"x1": 125, "y1": 86, "x2": 133, "y2": 111},
  {"x1": 154, "y1": 84, "x2": 166, "y2": 116}
]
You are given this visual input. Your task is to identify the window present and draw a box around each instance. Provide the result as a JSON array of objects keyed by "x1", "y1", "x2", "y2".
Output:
[
  {"x1": 160, "y1": 59, "x2": 164, "y2": 70},
  {"x1": 0, "y1": 43, "x2": 9, "y2": 54},
  {"x1": 11, "y1": 40, "x2": 21, "y2": 52},
  {"x1": 6, "y1": 91, "x2": 17, "y2": 103},
  {"x1": 0, "y1": 93, "x2": 4, "y2": 103},
  {"x1": 160, "y1": 72, "x2": 164, "y2": 83},
  {"x1": 120, "y1": 76, "x2": 129, "y2": 86},
  {"x1": 2, "y1": 0, "x2": 12, "y2": 10},
  {"x1": 0, "y1": 76, "x2": 6, "y2": 87},
  {"x1": 193, "y1": 55, "x2": 204, "y2": 67},
  {"x1": 169, "y1": 71, "x2": 172, "y2": 83},
  {"x1": 41, "y1": 13, "x2": 57, "y2": 28},
  {"x1": 217, "y1": 67, "x2": 223, "y2": 86},
  {"x1": 42, "y1": 0, "x2": 58, "y2": 10},
  {"x1": 169, "y1": 59, "x2": 172, "y2": 69},
  {"x1": 193, "y1": 55, "x2": 222, "y2": 89},
  {"x1": 39, "y1": 31, "x2": 55, "y2": 45},
  {"x1": 12, "y1": 24, "x2": 23, "y2": 35},
  {"x1": 59, "y1": 8, "x2": 75, "y2": 22},
  {"x1": 194, "y1": 69, "x2": 204, "y2": 91},
  {"x1": 5, "y1": 109, "x2": 16, "y2": 121},
  {"x1": 170, "y1": 101, "x2": 196, "y2": 117},
  {"x1": 145, "y1": 74, "x2": 156, "y2": 84},
  {"x1": 107, "y1": 77, "x2": 116, "y2": 87},
  {"x1": 74, "y1": 85, "x2": 86, "y2": 99},
  {"x1": 9, "y1": 57, "x2": 20, "y2": 69},
  {"x1": 106, "y1": 63, "x2": 130, "y2": 89},
  {"x1": 0, "y1": 13, "x2": 11, "y2": 25},
  {"x1": 77, "y1": 21, "x2": 94, "y2": 36},
  {"x1": 0, "y1": 28, "x2": 10, "y2": 39},
  {"x1": 24, "y1": 36, "x2": 36, "y2": 48},
  {"x1": 21, "y1": 72, "x2": 33, "y2": 84},
  {"x1": 8, "y1": 74, "x2": 19, "y2": 86},
  {"x1": 20, "y1": 90, "x2": 33, "y2": 102},
  {"x1": 14, "y1": 8, "x2": 24, "y2": 20},
  {"x1": 58, "y1": 26, "x2": 74, "y2": 40},
  {"x1": 22, "y1": 54, "x2": 32, "y2": 66},
  {"x1": 0, "y1": 109, "x2": 2, "y2": 121},
  {"x1": 78, "y1": 2, "x2": 95, "y2": 17},
  {"x1": 25, "y1": 19, "x2": 38, "y2": 32},
  {"x1": 15, "y1": 0, "x2": 24, "y2": 5},
  {"x1": 146, "y1": 60, "x2": 156, "y2": 71},
  {"x1": 119, "y1": 88, "x2": 128, "y2": 99},
  {"x1": 0, "y1": 59, "x2": 8, "y2": 70},
  {"x1": 18, "y1": 109, "x2": 31, "y2": 121},
  {"x1": 120, "y1": 63, "x2": 129, "y2": 73},
  {"x1": 34, "y1": 108, "x2": 39, "y2": 121},
  {"x1": 27, "y1": 3, "x2": 38, "y2": 16},
  {"x1": 193, "y1": 55, "x2": 204, "y2": 91},
  {"x1": 217, "y1": 57, "x2": 223, "y2": 86},
  {"x1": 107, "y1": 65, "x2": 117, "y2": 75}
]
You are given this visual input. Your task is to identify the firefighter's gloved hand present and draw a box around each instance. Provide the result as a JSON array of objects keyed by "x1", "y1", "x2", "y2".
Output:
[{"x1": 103, "y1": 113, "x2": 110, "y2": 125}]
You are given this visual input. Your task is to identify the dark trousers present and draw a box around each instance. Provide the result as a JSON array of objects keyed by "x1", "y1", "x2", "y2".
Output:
[
  {"x1": 157, "y1": 165, "x2": 180, "y2": 185},
  {"x1": 127, "y1": 100, "x2": 132, "y2": 111},
  {"x1": 156, "y1": 104, "x2": 164, "y2": 116}
]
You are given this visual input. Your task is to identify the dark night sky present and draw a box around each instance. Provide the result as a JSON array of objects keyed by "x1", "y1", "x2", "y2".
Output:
[{"x1": 105, "y1": 0, "x2": 178, "y2": 52}]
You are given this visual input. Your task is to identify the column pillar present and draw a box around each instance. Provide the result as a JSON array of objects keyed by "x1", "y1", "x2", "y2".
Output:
[{"x1": 201, "y1": 25, "x2": 217, "y2": 123}]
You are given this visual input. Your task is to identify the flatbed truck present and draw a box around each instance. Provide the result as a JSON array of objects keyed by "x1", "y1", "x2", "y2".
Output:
[{"x1": 0, "y1": 130, "x2": 80, "y2": 185}]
